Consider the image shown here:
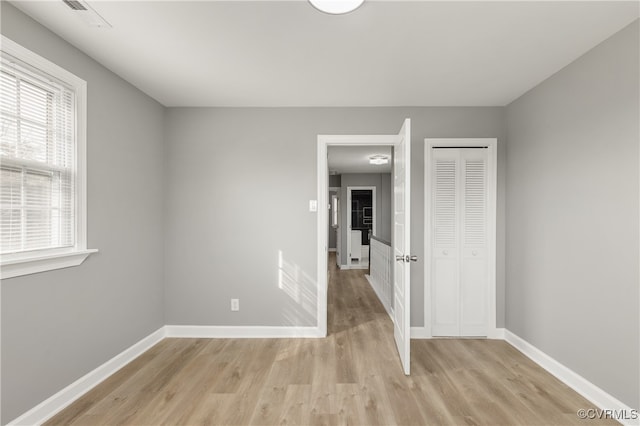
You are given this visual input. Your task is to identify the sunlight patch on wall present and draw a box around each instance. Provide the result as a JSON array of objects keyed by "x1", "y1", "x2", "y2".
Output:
[{"x1": 278, "y1": 250, "x2": 317, "y2": 327}]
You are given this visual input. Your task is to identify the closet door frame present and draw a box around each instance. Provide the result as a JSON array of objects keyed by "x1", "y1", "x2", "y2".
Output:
[{"x1": 423, "y1": 138, "x2": 499, "y2": 339}]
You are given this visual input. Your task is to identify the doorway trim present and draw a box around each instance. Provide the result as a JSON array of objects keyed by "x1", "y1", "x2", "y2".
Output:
[
  {"x1": 346, "y1": 186, "x2": 376, "y2": 269},
  {"x1": 423, "y1": 138, "x2": 499, "y2": 339},
  {"x1": 318, "y1": 135, "x2": 398, "y2": 337}
]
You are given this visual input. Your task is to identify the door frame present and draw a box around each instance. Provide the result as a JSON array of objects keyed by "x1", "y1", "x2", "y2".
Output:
[
  {"x1": 346, "y1": 186, "x2": 376, "y2": 269},
  {"x1": 423, "y1": 138, "x2": 499, "y2": 339},
  {"x1": 317, "y1": 135, "x2": 398, "y2": 338}
]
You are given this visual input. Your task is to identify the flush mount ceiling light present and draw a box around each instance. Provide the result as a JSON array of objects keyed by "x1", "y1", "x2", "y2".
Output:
[
  {"x1": 369, "y1": 155, "x2": 389, "y2": 165},
  {"x1": 308, "y1": 0, "x2": 365, "y2": 15}
]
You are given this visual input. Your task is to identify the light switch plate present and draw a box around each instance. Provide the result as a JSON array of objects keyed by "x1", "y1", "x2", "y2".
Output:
[{"x1": 309, "y1": 200, "x2": 318, "y2": 212}]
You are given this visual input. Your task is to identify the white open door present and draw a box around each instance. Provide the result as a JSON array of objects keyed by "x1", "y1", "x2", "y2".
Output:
[{"x1": 393, "y1": 118, "x2": 412, "y2": 375}]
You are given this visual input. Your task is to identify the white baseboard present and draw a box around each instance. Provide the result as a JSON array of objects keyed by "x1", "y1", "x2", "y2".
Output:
[
  {"x1": 504, "y1": 330, "x2": 639, "y2": 426},
  {"x1": 165, "y1": 325, "x2": 323, "y2": 339},
  {"x1": 339, "y1": 263, "x2": 370, "y2": 270},
  {"x1": 328, "y1": 248, "x2": 336, "y2": 252},
  {"x1": 488, "y1": 327, "x2": 505, "y2": 339},
  {"x1": 408, "y1": 327, "x2": 505, "y2": 340},
  {"x1": 410, "y1": 327, "x2": 430, "y2": 339},
  {"x1": 8, "y1": 327, "x2": 166, "y2": 426}
]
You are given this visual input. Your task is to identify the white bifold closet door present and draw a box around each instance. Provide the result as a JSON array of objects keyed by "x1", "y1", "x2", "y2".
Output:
[{"x1": 431, "y1": 148, "x2": 489, "y2": 337}]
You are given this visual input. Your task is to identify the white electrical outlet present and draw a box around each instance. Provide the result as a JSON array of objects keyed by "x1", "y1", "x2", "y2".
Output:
[{"x1": 230, "y1": 299, "x2": 239, "y2": 311}]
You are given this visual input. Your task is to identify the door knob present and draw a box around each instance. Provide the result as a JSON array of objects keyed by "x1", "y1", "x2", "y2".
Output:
[
  {"x1": 443, "y1": 250, "x2": 449, "y2": 255},
  {"x1": 472, "y1": 250, "x2": 478, "y2": 256},
  {"x1": 396, "y1": 255, "x2": 418, "y2": 262}
]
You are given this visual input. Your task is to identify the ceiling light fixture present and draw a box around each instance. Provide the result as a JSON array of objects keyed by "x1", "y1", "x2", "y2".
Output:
[
  {"x1": 369, "y1": 155, "x2": 389, "y2": 165},
  {"x1": 308, "y1": 0, "x2": 365, "y2": 15}
]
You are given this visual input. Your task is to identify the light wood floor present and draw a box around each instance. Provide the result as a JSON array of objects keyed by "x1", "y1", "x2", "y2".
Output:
[{"x1": 46, "y1": 254, "x2": 616, "y2": 425}]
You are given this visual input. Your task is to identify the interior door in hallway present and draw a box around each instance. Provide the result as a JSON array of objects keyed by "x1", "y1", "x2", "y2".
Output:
[
  {"x1": 393, "y1": 118, "x2": 412, "y2": 375},
  {"x1": 431, "y1": 147, "x2": 489, "y2": 337}
]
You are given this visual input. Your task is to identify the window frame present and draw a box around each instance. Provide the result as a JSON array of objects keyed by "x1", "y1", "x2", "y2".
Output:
[{"x1": 1, "y1": 36, "x2": 96, "y2": 279}]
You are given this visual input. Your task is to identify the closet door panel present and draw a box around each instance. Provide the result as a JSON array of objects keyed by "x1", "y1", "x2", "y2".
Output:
[
  {"x1": 460, "y1": 251, "x2": 487, "y2": 335},
  {"x1": 432, "y1": 255, "x2": 458, "y2": 335},
  {"x1": 431, "y1": 149, "x2": 459, "y2": 336},
  {"x1": 460, "y1": 150, "x2": 488, "y2": 336}
]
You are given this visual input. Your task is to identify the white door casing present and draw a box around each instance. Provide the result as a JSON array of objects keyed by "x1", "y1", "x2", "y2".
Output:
[
  {"x1": 393, "y1": 118, "x2": 411, "y2": 375},
  {"x1": 424, "y1": 138, "x2": 498, "y2": 339},
  {"x1": 431, "y1": 148, "x2": 460, "y2": 336}
]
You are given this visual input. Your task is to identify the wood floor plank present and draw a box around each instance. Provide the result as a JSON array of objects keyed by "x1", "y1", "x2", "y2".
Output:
[
  {"x1": 275, "y1": 384, "x2": 312, "y2": 426},
  {"x1": 179, "y1": 392, "x2": 233, "y2": 426},
  {"x1": 126, "y1": 340, "x2": 233, "y2": 425},
  {"x1": 409, "y1": 375, "x2": 460, "y2": 425},
  {"x1": 95, "y1": 338, "x2": 208, "y2": 425},
  {"x1": 45, "y1": 253, "x2": 616, "y2": 426},
  {"x1": 46, "y1": 339, "x2": 175, "y2": 426}
]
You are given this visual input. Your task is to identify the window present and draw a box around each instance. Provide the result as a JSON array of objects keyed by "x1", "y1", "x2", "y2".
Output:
[{"x1": 1, "y1": 37, "x2": 95, "y2": 279}]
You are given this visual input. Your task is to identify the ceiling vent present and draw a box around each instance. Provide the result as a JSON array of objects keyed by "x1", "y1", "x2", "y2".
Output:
[
  {"x1": 62, "y1": 0, "x2": 112, "y2": 29},
  {"x1": 62, "y1": 0, "x2": 88, "y2": 11}
]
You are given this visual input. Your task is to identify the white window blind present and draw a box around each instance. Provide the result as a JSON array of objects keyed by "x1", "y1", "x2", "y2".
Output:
[{"x1": 1, "y1": 52, "x2": 76, "y2": 255}]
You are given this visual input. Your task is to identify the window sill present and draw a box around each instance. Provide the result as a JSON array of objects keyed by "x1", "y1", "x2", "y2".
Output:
[{"x1": 1, "y1": 249, "x2": 98, "y2": 280}]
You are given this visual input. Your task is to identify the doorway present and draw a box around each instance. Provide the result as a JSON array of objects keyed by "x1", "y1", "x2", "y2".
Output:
[
  {"x1": 317, "y1": 119, "x2": 413, "y2": 375},
  {"x1": 424, "y1": 138, "x2": 498, "y2": 338},
  {"x1": 347, "y1": 186, "x2": 376, "y2": 269}
]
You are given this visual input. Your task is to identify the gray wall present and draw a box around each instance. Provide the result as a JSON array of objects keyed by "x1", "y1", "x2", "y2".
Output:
[
  {"x1": 164, "y1": 107, "x2": 506, "y2": 329},
  {"x1": 1, "y1": 4, "x2": 166, "y2": 423},
  {"x1": 506, "y1": 20, "x2": 639, "y2": 409},
  {"x1": 338, "y1": 173, "x2": 391, "y2": 266}
]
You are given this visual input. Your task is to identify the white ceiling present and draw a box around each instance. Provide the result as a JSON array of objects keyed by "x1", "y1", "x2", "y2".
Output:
[
  {"x1": 328, "y1": 145, "x2": 392, "y2": 174},
  {"x1": 8, "y1": 1, "x2": 639, "y2": 107}
]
